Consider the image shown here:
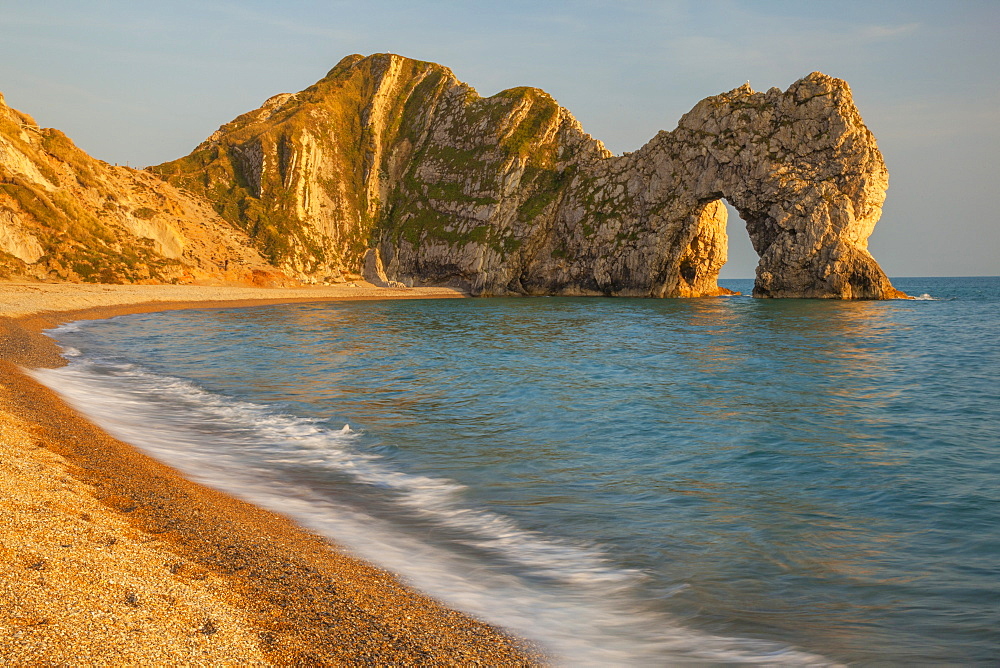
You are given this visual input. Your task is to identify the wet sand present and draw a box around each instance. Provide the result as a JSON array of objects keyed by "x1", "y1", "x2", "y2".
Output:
[{"x1": 0, "y1": 282, "x2": 543, "y2": 665}]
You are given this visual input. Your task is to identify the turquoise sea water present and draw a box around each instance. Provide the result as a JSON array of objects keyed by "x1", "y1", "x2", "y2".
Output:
[{"x1": 33, "y1": 277, "x2": 1000, "y2": 665}]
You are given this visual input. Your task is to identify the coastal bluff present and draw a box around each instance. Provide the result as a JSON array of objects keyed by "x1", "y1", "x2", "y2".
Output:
[
  {"x1": 3, "y1": 53, "x2": 902, "y2": 298},
  {"x1": 0, "y1": 93, "x2": 280, "y2": 285}
]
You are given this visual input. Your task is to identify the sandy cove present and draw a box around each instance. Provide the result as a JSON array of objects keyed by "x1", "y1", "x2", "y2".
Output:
[{"x1": 0, "y1": 281, "x2": 543, "y2": 665}]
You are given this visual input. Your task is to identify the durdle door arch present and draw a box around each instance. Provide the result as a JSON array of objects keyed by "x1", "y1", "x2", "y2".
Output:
[
  {"x1": 445, "y1": 72, "x2": 905, "y2": 299},
  {"x1": 147, "y1": 54, "x2": 903, "y2": 299},
  {"x1": 555, "y1": 73, "x2": 906, "y2": 300}
]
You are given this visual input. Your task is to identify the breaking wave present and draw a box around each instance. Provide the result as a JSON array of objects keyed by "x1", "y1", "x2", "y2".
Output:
[{"x1": 29, "y1": 325, "x2": 837, "y2": 666}]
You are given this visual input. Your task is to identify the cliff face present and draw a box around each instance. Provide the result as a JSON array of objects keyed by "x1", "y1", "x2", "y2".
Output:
[
  {"x1": 151, "y1": 54, "x2": 607, "y2": 285},
  {"x1": 0, "y1": 93, "x2": 277, "y2": 284},
  {"x1": 498, "y1": 73, "x2": 903, "y2": 299},
  {"x1": 155, "y1": 53, "x2": 901, "y2": 298},
  {"x1": 5, "y1": 53, "x2": 901, "y2": 298}
]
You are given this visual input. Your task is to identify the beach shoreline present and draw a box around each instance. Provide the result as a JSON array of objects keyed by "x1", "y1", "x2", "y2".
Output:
[{"x1": 0, "y1": 282, "x2": 543, "y2": 664}]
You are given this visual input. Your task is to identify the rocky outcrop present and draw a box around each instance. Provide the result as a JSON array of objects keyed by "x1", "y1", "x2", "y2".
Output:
[
  {"x1": 362, "y1": 248, "x2": 405, "y2": 288},
  {"x1": 1, "y1": 54, "x2": 900, "y2": 297},
  {"x1": 156, "y1": 53, "x2": 902, "y2": 298},
  {"x1": 548, "y1": 75, "x2": 904, "y2": 299},
  {"x1": 469, "y1": 74, "x2": 905, "y2": 299},
  {"x1": 0, "y1": 92, "x2": 281, "y2": 284}
]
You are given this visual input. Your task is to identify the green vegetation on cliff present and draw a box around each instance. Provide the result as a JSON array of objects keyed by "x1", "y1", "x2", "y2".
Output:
[
  {"x1": 2, "y1": 54, "x2": 898, "y2": 298},
  {"x1": 151, "y1": 53, "x2": 587, "y2": 280}
]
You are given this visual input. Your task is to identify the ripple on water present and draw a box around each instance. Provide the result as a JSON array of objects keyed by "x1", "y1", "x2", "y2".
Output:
[{"x1": 34, "y1": 277, "x2": 1000, "y2": 664}]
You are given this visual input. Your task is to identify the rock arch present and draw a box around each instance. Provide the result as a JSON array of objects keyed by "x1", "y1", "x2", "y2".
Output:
[
  {"x1": 513, "y1": 73, "x2": 904, "y2": 299},
  {"x1": 153, "y1": 54, "x2": 903, "y2": 298},
  {"x1": 376, "y1": 71, "x2": 903, "y2": 299}
]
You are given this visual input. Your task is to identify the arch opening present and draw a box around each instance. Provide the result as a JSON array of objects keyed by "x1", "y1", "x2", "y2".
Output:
[
  {"x1": 718, "y1": 200, "x2": 760, "y2": 281},
  {"x1": 673, "y1": 197, "x2": 762, "y2": 297}
]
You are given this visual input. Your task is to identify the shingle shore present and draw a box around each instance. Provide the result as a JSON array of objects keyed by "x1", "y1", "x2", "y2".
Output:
[{"x1": 0, "y1": 282, "x2": 543, "y2": 665}]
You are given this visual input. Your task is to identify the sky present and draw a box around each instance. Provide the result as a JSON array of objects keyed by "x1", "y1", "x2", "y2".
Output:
[{"x1": 1, "y1": 0, "x2": 997, "y2": 278}]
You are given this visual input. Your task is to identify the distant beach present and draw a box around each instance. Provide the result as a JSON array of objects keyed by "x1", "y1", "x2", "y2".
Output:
[{"x1": 0, "y1": 281, "x2": 545, "y2": 665}]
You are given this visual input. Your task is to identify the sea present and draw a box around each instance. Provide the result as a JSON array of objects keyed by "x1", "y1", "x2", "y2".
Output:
[{"x1": 30, "y1": 276, "x2": 1000, "y2": 666}]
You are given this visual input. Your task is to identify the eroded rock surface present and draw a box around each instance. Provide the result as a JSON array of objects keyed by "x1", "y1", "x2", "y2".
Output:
[
  {"x1": 3, "y1": 54, "x2": 900, "y2": 297},
  {"x1": 578, "y1": 76, "x2": 902, "y2": 299},
  {"x1": 499, "y1": 74, "x2": 905, "y2": 299},
  {"x1": 0, "y1": 92, "x2": 278, "y2": 284},
  {"x1": 156, "y1": 53, "x2": 901, "y2": 298}
]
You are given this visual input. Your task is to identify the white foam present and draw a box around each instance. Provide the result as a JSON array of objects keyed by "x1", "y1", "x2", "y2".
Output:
[
  {"x1": 28, "y1": 353, "x2": 840, "y2": 666},
  {"x1": 50, "y1": 321, "x2": 86, "y2": 334}
]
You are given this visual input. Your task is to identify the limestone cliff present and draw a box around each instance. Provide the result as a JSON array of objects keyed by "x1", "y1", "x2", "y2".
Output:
[
  {"x1": 152, "y1": 54, "x2": 612, "y2": 286},
  {"x1": 154, "y1": 53, "x2": 902, "y2": 299},
  {"x1": 0, "y1": 93, "x2": 279, "y2": 284},
  {"x1": 476, "y1": 73, "x2": 905, "y2": 299},
  {"x1": 2, "y1": 53, "x2": 901, "y2": 297}
]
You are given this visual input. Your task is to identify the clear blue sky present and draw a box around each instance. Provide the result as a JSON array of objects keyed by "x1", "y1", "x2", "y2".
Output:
[{"x1": 1, "y1": 0, "x2": 996, "y2": 277}]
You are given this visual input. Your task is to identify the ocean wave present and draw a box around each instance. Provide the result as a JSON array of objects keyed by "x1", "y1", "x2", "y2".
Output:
[{"x1": 29, "y1": 344, "x2": 838, "y2": 666}]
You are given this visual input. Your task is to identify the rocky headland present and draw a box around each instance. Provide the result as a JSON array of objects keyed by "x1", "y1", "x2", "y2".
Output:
[
  {"x1": 2, "y1": 53, "x2": 903, "y2": 299},
  {"x1": 0, "y1": 53, "x2": 908, "y2": 662}
]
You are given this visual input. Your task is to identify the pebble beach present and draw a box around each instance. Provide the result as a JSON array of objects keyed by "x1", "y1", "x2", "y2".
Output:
[{"x1": 0, "y1": 281, "x2": 543, "y2": 665}]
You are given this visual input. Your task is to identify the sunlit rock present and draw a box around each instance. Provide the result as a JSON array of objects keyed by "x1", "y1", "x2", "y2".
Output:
[
  {"x1": 152, "y1": 54, "x2": 902, "y2": 299},
  {"x1": 0, "y1": 92, "x2": 276, "y2": 283}
]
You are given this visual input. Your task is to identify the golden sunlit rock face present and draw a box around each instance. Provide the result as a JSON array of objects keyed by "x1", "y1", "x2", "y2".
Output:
[
  {"x1": 0, "y1": 93, "x2": 278, "y2": 285},
  {"x1": 2, "y1": 54, "x2": 902, "y2": 297}
]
